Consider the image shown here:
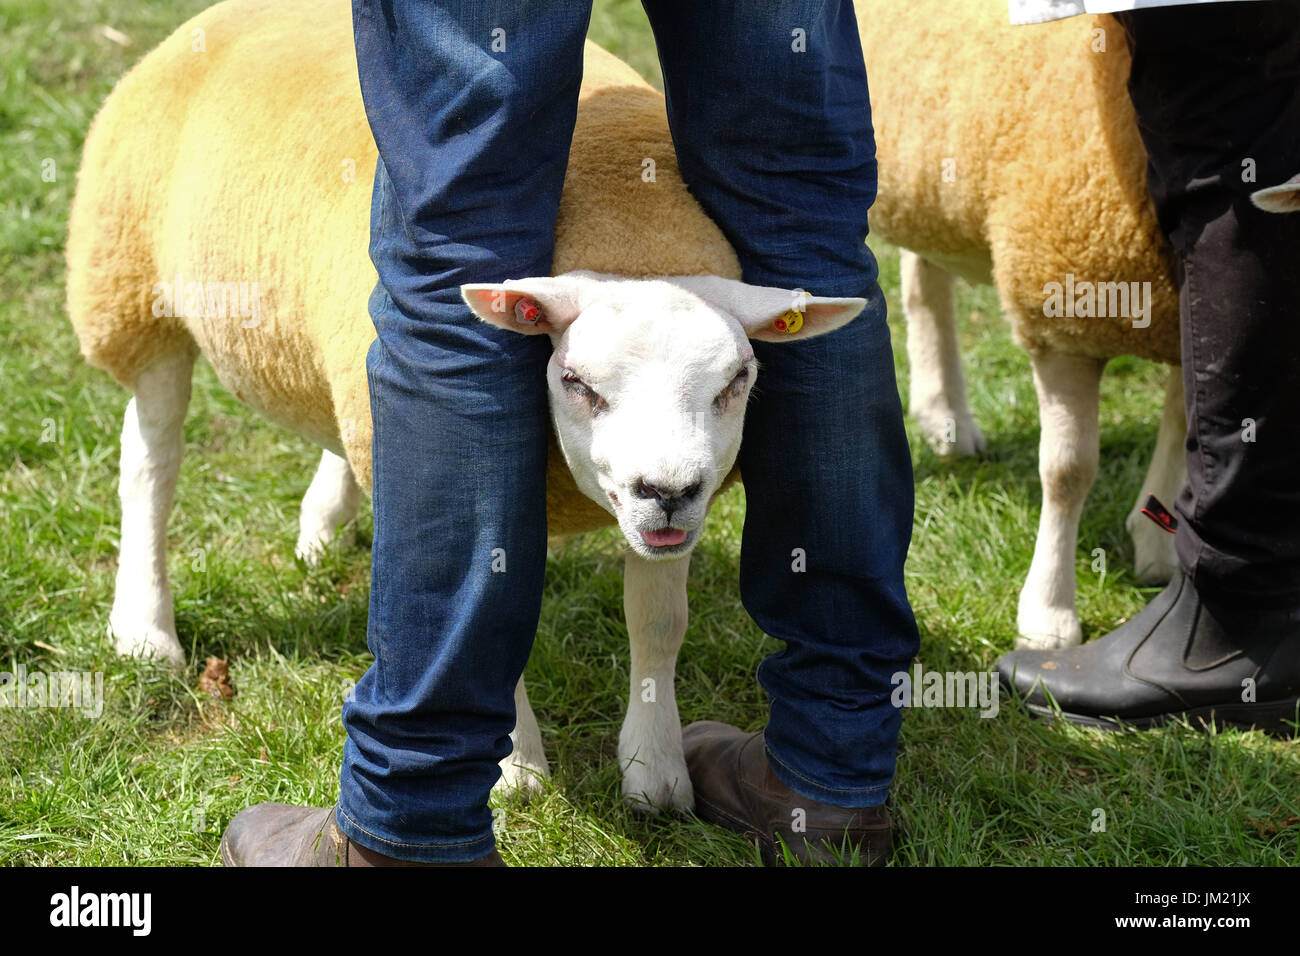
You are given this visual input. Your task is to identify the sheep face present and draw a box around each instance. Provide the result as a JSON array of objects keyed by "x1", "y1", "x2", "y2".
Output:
[{"x1": 463, "y1": 272, "x2": 865, "y2": 560}]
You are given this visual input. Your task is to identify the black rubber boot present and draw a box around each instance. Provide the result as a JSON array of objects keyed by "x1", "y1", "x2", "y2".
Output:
[{"x1": 996, "y1": 574, "x2": 1300, "y2": 734}]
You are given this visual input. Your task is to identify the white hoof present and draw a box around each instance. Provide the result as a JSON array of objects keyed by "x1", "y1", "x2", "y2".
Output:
[
  {"x1": 1016, "y1": 599, "x2": 1082, "y2": 650},
  {"x1": 295, "y1": 523, "x2": 355, "y2": 566},
  {"x1": 294, "y1": 535, "x2": 325, "y2": 566},
  {"x1": 914, "y1": 405, "x2": 987, "y2": 458},
  {"x1": 620, "y1": 753, "x2": 693, "y2": 814},
  {"x1": 1014, "y1": 630, "x2": 1079, "y2": 651},
  {"x1": 493, "y1": 752, "x2": 549, "y2": 802},
  {"x1": 108, "y1": 619, "x2": 185, "y2": 671}
]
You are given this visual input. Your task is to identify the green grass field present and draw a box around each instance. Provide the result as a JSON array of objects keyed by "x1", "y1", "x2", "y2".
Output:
[{"x1": 1, "y1": 0, "x2": 1295, "y2": 866}]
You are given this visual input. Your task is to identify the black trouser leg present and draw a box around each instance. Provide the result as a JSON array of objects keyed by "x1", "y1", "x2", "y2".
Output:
[{"x1": 1118, "y1": 1, "x2": 1300, "y2": 609}]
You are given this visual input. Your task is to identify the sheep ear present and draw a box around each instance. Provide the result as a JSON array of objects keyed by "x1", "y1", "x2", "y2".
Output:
[
  {"x1": 1251, "y1": 174, "x2": 1300, "y2": 213},
  {"x1": 462, "y1": 274, "x2": 607, "y2": 335},
  {"x1": 664, "y1": 275, "x2": 865, "y2": 342}
]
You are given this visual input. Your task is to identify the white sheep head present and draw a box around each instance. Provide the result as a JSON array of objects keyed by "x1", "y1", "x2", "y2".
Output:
[{"x1": 462, "y1": 271, "x2": 865, "y2": 561}]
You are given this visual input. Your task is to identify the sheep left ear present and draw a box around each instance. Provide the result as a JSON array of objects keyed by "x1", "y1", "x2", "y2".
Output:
[
  {"x1": 462, "y1": 272, "x2": 613, "y2": 335},
  {"x1": 664, "y1": 275, "x2": 865, "y2": 342}
]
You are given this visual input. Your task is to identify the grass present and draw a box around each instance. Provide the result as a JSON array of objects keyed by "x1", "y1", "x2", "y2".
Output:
[{"x1": 1, "y1": 0, "x2": 1296, "y2": 867}]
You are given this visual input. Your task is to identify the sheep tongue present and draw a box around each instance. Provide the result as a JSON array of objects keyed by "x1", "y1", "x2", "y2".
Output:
[{"x1": 642, "y1": 528, "x2": 687, "y2": 547}]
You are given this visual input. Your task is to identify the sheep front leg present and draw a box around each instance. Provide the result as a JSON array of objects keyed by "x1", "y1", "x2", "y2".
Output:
[
  {"x1": 902, "y1": 250, "x2": 986, "y2": 456},
  {"x1": 1125, "y1": 366, "x2": 1185, "y2": 584},
  {"x1": 108, "y1": 349, "x2": 197, "y2": 670},
  {"x1": 493, "y1": 675, "x2": 550, "y2": 800},
  {"x1": 1016, "y1": 351, "x2": 1105, "y2": 650},
  {"x1": 295, "y1": 449, "x2": 361, "y2": 564},
  {"x1": 619, "y1": 550, "x2": 692, "y2": 813}
]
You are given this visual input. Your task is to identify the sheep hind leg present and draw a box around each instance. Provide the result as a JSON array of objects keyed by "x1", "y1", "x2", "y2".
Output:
[
  {"x1": 1125, "y1": 366, "x2": 1186, "y2": 585},
  {"x1": 619, "y1": 550, "x2": 692, "y2": 813},
  {"x1": 902, "y1": 249, "x2": 986, "y2": 456},
  {"x1": 1016, "y1": 351, "x2": 1106, "y2": 650},
  {"x1": 108, "y1": 347, "x2": 198, "y2": 670},
  {"x1": 295, "y1": 449, "x2": 362, "y2": 565},
  {"x1": 492, "y1": 675, "x2": 550, "y2": 801}
]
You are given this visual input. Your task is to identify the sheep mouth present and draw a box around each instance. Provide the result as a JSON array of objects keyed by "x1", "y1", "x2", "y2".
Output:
[
  {"x1": 641, "y1": 527, "x2": 688, "y2": 548},
  {"x1": 632, "y1": 525, "x2": 699, "y2": 557}
]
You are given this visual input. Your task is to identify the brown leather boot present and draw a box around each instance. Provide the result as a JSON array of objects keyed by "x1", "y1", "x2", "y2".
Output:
[
  {"x1": 219, "y1": 803, "x2": 505, "y2": 867},
  {"x1": 683, "y1": 722, "x2": 891, "y2": 867}
]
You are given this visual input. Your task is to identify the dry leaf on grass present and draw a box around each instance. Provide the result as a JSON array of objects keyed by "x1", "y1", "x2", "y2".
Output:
[{"x1": 198, "y1": 657, "x2": 236, "y2": 701}]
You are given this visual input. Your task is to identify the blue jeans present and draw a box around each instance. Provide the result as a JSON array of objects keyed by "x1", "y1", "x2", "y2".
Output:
[{"x1": 340, "y1": 0, "x2": 919, "y2": 862}]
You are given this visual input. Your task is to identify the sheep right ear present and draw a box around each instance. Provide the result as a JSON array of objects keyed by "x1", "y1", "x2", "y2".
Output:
[
  {"x1": 462, "y1": 273, "x2": 610, "y2": 335},
  {"x1": 1250, "y1": 174, "x2": 1300, "y2": 213},
  {"x1": 664, "y1": 275, "x2": 865, "y2": 342}
]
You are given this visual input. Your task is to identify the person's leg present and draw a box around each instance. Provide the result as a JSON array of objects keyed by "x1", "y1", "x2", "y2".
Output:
[
  {"x1": 1123, "y1": 2, "x2": 1300, "y2": 605},
  {"x1": 339, "y1": 0, "x2": 597, "y2": 863},
  {"x1": 641, "y1": 0, "x2": 919, "y2": 835},
  {"x1": 223, "y1": 0, "x2": 594, "y2": 865},
  {"x1": 998, "y1": 1, "x2": 1300, "y2": 731}
]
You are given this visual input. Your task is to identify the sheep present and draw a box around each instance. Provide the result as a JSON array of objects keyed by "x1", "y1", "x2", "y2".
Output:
[
  {"x1": 855, "y1": 0, "x2": 1191, "y2": 648},
  {"x1": 65, "y1": 0, "x2": 868, "y2": 811}
]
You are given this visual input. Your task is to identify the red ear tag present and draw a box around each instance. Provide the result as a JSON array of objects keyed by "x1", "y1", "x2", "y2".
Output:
[
  {"x1": 773, "y1": 309, "x2": 803, "y2": 334},
  {"x1": 514, "y1": 298, "x2": 541, "y2": 325}
]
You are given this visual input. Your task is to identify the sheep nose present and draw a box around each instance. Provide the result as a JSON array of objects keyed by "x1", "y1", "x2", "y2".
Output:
[{"x1": 634, "y1": 477, "x2": 703, "y2": 513}]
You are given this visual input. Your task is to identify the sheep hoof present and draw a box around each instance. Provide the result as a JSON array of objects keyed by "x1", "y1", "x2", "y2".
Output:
[
  {"x1": 915, "y1": 407, "x2": 987, "y2": 458},
  {"x1": 1013, "y1": 631, "x2": 1080, "y2": 651},
  {"x1": 620, "y1": 763, "x2": 694, "y2": 815},
  {"x1": 494, "y1": 755, "x2": 550, "y2": 802},
  {"x1": 294, "y1": 538, "x2": 325, "y2": 566},
  {"x1": 1015, "y1": 600, "x2": 1082, "y2": 650},
  {"x1": 107, "y1": 620, "x2": 186, "y2": 671},
  {"x1": 295, "y1": 524, "x2": 355, "y2": 566},
  {"x1": 952, "y1": 421, "x2": 988, "y2": 457}
]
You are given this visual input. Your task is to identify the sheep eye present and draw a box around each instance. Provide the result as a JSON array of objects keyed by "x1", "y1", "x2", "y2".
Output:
[
  {"x1": 713, "y1": 367, "x2": 751, "y2": 413},
  {"x1": 561, "y1": 368, "x2": 607, "y2": 412}
]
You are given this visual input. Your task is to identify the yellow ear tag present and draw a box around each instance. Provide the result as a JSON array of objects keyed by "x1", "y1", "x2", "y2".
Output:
[{"x1": 774, "y1": 309, "x2": 804, "y2": 334}]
